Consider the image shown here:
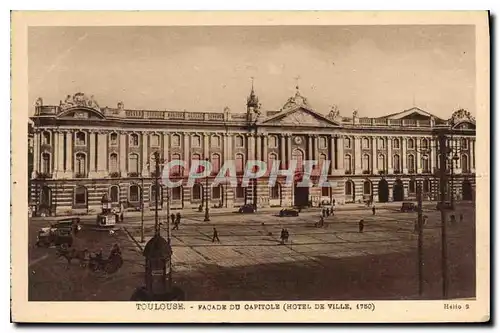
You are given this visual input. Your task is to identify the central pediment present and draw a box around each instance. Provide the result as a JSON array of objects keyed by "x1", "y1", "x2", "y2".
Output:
[{"x1": 260, "y1": 106, "x2": 341, "y2": 127}]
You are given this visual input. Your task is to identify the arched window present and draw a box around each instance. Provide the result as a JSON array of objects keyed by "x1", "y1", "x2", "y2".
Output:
[
  {"x1": 378, "y1": 138, "x2": 385, "y2": 149},
  {"x1": 109, "y1": 132, "x2": 118, "y2": 146},
  {"x1": 344, "y1": 154, "x2": 352, "y2": 173},
  {"x1": 409, "y1": 180, "x2": 416, "y2": 193},
  {"x1": 192, "y1": 183, "x2": 203, "y2": 200},
  {"x1": 128, "y1": 153, "x2": 139, "y2": 174},
  {"x1": 318, "y1": 154, "x2": 327, "y2": 173},
  {"x1": 393, "y1": 138, "x2": 400, "y2": 149},
  {"x1": 109, "y1": 153, "x2": 118, "y2": 173},
  {"x1": 319, "y1": 136, "x2": 327, "y2": 149},
  {"x1": 211, "y1": 154, "x2": 221, "y2": 174},
  {"x1": 270, "y1": 182, "x2": 281, "y2": 200},
  {"x1": 292, "y1": 149, "x2": 304, "y2": 172},
  {"x1": 345, "y1": 181, "x2": 353, "y2": 195},
  {"x1": 362, "y1": 154, "x2": 370, "y2": 172},
  {"x1": 235, "y1": 184, "x2": 245, "y2": 199},
  {"x1": 191, "y1": 153, "x2": 201, "y2": 172},
  {"x1": 171, "y1": 153, "x2": 181, "y2": 175},
  {"x1": 109, "y1": 186, "x2": 119, "y2": 203},
  {"x1": 42, "y1": 131, "x2": 51, "y2": 145},
  {"x1": 268, "y1": 153, "x2": 278, "y2": 172},
  {"x1": 362, "y1": 137, "x2": 370, "y2": 149},
  {"x1": 75, "y1": 153, "x2": 86, "y2": 175},
  {"x1": 211, "y1": 135, "x2": 221, "y2": 147},
  {"x1": 461, "y1": 138, "x2": 468, "y2": 149},
  {"x1": 171, "y1": 134, "x2": 180, "y2": 147},
  {"x1": 172, "y1": 186, "x2": 182, "y2": 200},
  {"x1": 235, "y1": 135, "x2": 244, "y2": 148},
  {"x1": 150, "y1": 134, "x2": 160, "y2": 147},
  {"x1": 129, "y1": 185, "x2": 140, "y2": 202},
  {"x1": 75, "y1": 131, "x2": 86, "y2": 146},
  {"x1": 423, "y1": 179, "x2": 430, "y2": 193},
  {"x1": 129, "y1": 133, "x2": 139, "y2": 147},
  {"x1": 41, "y1": 153, "x2": 51, "y2": 174},
  {"x1": 377, "y1": 154, "x2": 385, "y2": 171},
  {"x1": 344, "y1": 137, "x2": 351, "y2": 149},
  {"x1": 393, "y1": 154, "x2": 401, "y2": 171},
  {"x1": 235, "y1": 153, "x2": 244, "y2": 174},
  {"x1": 422, "y1": 155, "x2": 430, "y2": 173},
  {"x1": 363, "y1": 180, "x2": 372, "y2": 195},
  {"x1": 407, "y1": 154, "x2": 415, "y2": 173},
  {"x1": 150, "y1": 184, "x2": 162, "y2": 203},
  {"x1": 461, "y1": 154, "x2": 469, "y2": 172},
  {"x1": 74, "y1": 185, "x2": 87, "y2": 206},
  {"x1": 212, "y1": 184, "x2": 222, "y2": 200},
  {"x1": 191, "y1": 134, "x2": 201, "y2": 148},
  {"x1": 269, "y1": 135, "x2": 278, "y2": 148},
  {"x1": 407, "y1": 138, "x2": 415, "y2": 149},
  {"x1": 421, "y1": 138, "x2": 429, "y2": 149}
]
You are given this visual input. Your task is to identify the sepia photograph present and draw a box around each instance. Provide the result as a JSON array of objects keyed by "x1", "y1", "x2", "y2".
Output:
[{"x1": 11, "y1": 11, "x2": 490, "y2": 323}]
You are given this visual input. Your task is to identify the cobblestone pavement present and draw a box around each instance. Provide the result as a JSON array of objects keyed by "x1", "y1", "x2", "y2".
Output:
[{"x1": 28, "y1": 205, "x2": 475, "y2": 301}]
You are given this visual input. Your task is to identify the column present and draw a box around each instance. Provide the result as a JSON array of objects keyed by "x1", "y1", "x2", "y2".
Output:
[
  {"x1": 330, "y1": 136, "x2": 336, "y2": 174},
  {"x1": 141, "y1": 132, "x2": 149, "y2": 177},
  {"x1": 262, "y1": 135, "x2": 268, "y2": 164},
  {"x1": 354, "y1": 136, "x2": 361, "y2": 175},
  {"x1": 203, "y1": 132, "x2": 209, "y2": 159},
  {"x1": 53, "y1": 131, "x2": 59, "y2": 175},
  {"x1": 65, "y1": 131, "x2": 72, "y2": 175},
  {"x1": 248, "y1": 134, "x2": 255, "y2": 161},
  {"x1": 337, "y1": 136, "x2": 344, "y2": 170},
  {"x1": 280, "y1": 135, "x2": 286, "y2": 166},
  {"x1": 89, "y1": 131, "x2": 97, "y2": 175},
  {"x1": 313, "y1": 135, "x2": 318, "y2": 162},
  {"x1": 97, "y1": 132, "x2": 107, "y2": 176},
  {"x1": 430, "y1": 137, "x2": 436, "y2": 173},
  {"x1": 471, "y1": 138, "x2": 475, "y2": 170},
  {"x1": 163, "y1": 133, "x2": 169, "y2": 161},
  {"x1": 308, "y1": 136, "x2": 313, "y2": 160},
  {"x1": 227, "y1": 133, "x2": 233, "y2": 160},
  {"x1": 371, "y1": 136, "x2": 377, "y2": 173},
  {"x1": 402, "y1": 137, "x2": 408, "y2": 173},
  {"x1": 416, "y1": 137, "x2": 422, "y2": 173},
  {"x1": 256, "y1": 134, "x2": 262, "y2": 162},
  {"x1": 55, "y1": 132, "x2": 64, "y2": 178},
  {"x1": 32, "y1": 131, "x2": 39, "y2": 178},
  {"x1": 223, "y1": 133, "x2": 228, "y2": 162},
  {"x1": 120, "y1": 132, "x2": 127, "y2": 177},
  {"x1": 286, "y1": 134, "x2": 292, "y2": 167},
  {"x1": 387, "y1": 137, "x2": 393, "y2": 174},
  {"x1": 183, "y1": 133, "x2": 190, "y2": 176}
]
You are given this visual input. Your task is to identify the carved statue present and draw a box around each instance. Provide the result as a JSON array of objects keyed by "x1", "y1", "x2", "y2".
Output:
[
  {"x1": 353, "y1": 109, "x2": 358, "y2": 118},
  {"x1": 117, "y1": 101, "x2": 124, "y2": 110},
  {"x1": 328, "y1": 105, "x2": 340, "y2": 119},
  {"x1": 450, "y1": 108, "x2": 475, "y2": 125},
  {"x1": 34, "y1": 97, "x2": 43, "y2": 107}
]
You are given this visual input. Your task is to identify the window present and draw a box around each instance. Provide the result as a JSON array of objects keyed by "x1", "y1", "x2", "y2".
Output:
[
  {"x1": 235, "y1": 135, "x2": 244, "y2": 148},
  {"x1": 393, "y1": 154, "x2": 401, "y2": 171},
  {"x1": 171, "y1": 153, "x2": 181, "y2": 175},
  {"x1": 211, "y1": 154, "x2": 221, "y2": 174},
  {"x1": 422, "y1": 156, "x2": 430, "y2": 173},
  {"x1": 319, "y1": 137, "x2": 327, "y2": 149},
  {"x1": 344, "y1": 137, "x2": 351, "y2": 149},
  {"x1": 461, "y1": 138, "x2": 468, "y2": 149},
  {"x1": 235, "y1": 154, "x2": 244, "y2": 174},
  {"x1": 128, "y1": 154, "x2": 139, "y2": 174},
  {"x1": 129, "y1": 133, "x2": 139, "y2": 147},
  {"x1": 363, "y1": 180, "x2": 372, "y2": 195},
  {"x1": 377, "y1": 154, "x2": 385, "y2": 171},
  {"x1": 75, "y1": 131, "x2": 86, "y2": 146},
  {"x1": 407, "y1": 154, "x2": 415, "y2": 173},
  {"x1": 109, "y1": 153, "x2": 118, "y2": 173},
  {"x1": 409, "y1": 180, "x2": 416, "y2": 193},
  {"x1": 171, "y1": 134, "x2": 180, "y2": 147},
  {"x1": 41, "y1": 153, "x2": 51, "y2": 174},
  {"x1": 421, "y1": 138, "x2": 429, "y2": 150},
  {"x1": 40, "y1": 186, "x2": 51, "y2": 207},
  {"x1": 110, "y1": 133, "x2": 118, "y2": 146},
  {"x1": 129, "y1": 185, "x2": 140, "y2": 202},
  {"x1": 344, "y1": 154, "x2": 352, "y2": 173},
  {"x1": 378, "y1": 138, "x2": 385, "y2": 149},
  {"x1": 345, "y1": 181, "x2": 353, "y2": 195},
  {"x1": 192, "y1": 183, "x2": 203, "y2": 200},
  {"x1": 211, "y1": 135, "x2": 221, "y2": 147},
  {"x1": 109, "y1": 186, "x2": 119, "y2": 203},
  {"x1": 292, "y1": 149, "x2": 304, "y2": 172},
  {"x1": 423, "y1": 179, "x2": 430, "y2": 193},
  {"x1": 362, "y1": 137, "x2": 370, "y2": 149},
  {"x1": 318, "y1": 154, "x2": 327, "y2": 173},
  {"x1": 75, "y1": 153, "x2": 86, "y2": 175},
  {"x1": 235, "y1": 184, "x2": 245, "y2": 199},
  {"x1": 393, "y1": 138, "x2": 400, "y2": 149},
  {"x1": 269, "y1": 136, "x2": 278, "y2": 148},
  {"x1": 172, "y1": 186, "x2": 182, "y2": 200},
  {"x1": 461, "y1": 154, "x2": 469, "y2": 172},
  {"x1": 362, "y1": 154, "x2": 370, "y2": 171},
  {"x1": 268, "y1": 153, "x2": 278, "y2": 173},
  {"x1": 151, "y1": 184, "x2": 162, "y2": 203},
  {"x1": 191, "y1": 153, "x2": 201, "y2": 173},
  {"x1": 74, "y1": 186, "x2": 87, "y2": 206},
  {"x1": 270, "y1": 183, "x2": 280, "y2": 199},
  {"x1": 150, "y1": 134, "x2": 160, "y2": 147},
  {"x1": 321, "y1": 186, "x2": 330, "y2": 197},
  {"x1": 191, "y1": 134, "x2": 201, "y2": 148},
  {"x1": 212, "y1": 185, "x2": 222, "y2": 200},
  {"x1": 42, "y1": 131, "x2": 51, "y2": 145},
  {"x1": 407, "y1": 138, "x2": 415, "y2": 149}
]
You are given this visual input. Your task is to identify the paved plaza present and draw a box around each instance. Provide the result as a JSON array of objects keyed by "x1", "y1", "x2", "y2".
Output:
[{"x1": 28, "y1": 204, "x2": 476, "y2": 301}]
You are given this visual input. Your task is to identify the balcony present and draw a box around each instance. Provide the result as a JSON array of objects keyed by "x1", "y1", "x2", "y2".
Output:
[
  {"x1": 128, "y1": 172, "x2": 140, "y2": 178},
  {"x1": 109, "y1": 172, "x2": 120, "y2": 178}
]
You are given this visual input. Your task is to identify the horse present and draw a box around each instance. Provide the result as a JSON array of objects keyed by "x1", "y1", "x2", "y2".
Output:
[{"x1": 56, "y1": 247, "x2": 90, "y2": 268}]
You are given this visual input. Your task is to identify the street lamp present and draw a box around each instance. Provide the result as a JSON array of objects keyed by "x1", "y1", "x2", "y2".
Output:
[{"x1": 204, "y1": 157, "x2": 210, "y2": 222}]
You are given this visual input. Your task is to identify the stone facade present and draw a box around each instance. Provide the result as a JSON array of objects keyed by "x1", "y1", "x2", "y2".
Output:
[{"x1": 29, "y1": 90, "x2": 476, "y2": 216}]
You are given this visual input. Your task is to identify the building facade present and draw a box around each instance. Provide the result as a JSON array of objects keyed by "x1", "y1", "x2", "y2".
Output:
[{"x1": 29, "y1": 88, "x2": 476, "y2": 216}]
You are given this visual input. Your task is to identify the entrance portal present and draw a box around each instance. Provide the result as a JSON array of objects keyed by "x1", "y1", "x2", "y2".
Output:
[
  {"x1": 378, "y1": 179, "x2": 389, "y2": 203},
  {"x1": 294, "y1": 183, "x2": 309, "y2": 208},
  {"x1": 462, "y1": 180, "x2": 473, "y2": 200},
  {"x1": 393, "y1": 179, "x2": 404, "y2": 202}
]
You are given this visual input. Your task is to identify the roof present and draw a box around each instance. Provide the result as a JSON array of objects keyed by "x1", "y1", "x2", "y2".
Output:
[{"x1": 143, "y1": 234, "x2": 172, "y2": 258}]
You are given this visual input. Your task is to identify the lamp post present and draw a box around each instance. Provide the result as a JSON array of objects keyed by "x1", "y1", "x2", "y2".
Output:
[
  {"x1": 204, "y1": 157, "x2": 210, "y2": 222},
  {"x1": 437, "y1": 132, "x2": 449, "y2": 299}
]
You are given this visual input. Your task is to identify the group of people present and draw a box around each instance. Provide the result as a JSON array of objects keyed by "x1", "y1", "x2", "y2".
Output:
[{"x1": 170, "y1": 212, "x2": 182, "y2": 230}]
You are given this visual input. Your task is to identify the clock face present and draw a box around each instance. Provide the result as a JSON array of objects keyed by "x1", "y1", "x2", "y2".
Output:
[{"x1": 294, "y1": 136, "x2": 302, "y2": 145}]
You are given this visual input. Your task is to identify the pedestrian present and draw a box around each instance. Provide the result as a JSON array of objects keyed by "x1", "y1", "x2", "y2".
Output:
[
  {"x1": 319, "y1": 216, "x2": 325, "y2": 227},
  {"x1": 413, "y1": 219, "x2": 418, "y2": 233},
  {"x1": 212, "y1": 227, "x2": 220, "y2": 243},
  {"x1": 326, "y1": 207, "x2": 330, "y2": 217},
  {"x1": 322, "y1": 208, "x2": 326, "y2": 218},
  {"x1": 170, "y1": 213, "x2": 176, "y2": 226},
  {"x1": 284, "y1": 229, "x2": 289, "y2": 243},
  {"x1": 176, "y1": 212, "x2": 181, "y2": 225},
  {"x1": 172, "y1": 220, "x2": 179, "y2": 230},
  {"x1": 372, "y1": 205, "x2": 376, "y2": 215},
  {"x1": 358, "y1": 219, "x2": 364, "y2": 233},
  {"x1": 120, "y1": 201, "x2": 125, "y2": 222},
  {"x1": 280, "y1": 228, "x2": 285, "y2": 245}
]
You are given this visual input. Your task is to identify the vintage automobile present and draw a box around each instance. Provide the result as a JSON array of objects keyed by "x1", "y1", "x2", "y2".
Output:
[
  {"x1": 400, "y1": 202, "x2": 417, "y2": 212},
  {"x1": 35, "y1": 218, "x2": 81, "y2": 248},
  {"x1": 96, "y1": 212, "x2": 119, "y2": 227},
  {"x1": 279, "y1": 208, "x2": 300, "y2": 217},
  {"x1": 238, "y1": 204, "x2": 256, "y2": 214}
]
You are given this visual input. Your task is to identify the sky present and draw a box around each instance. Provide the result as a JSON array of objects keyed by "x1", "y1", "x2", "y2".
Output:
[{"x1": 28, "y1": 25, "x2": 476, "y2": 118}]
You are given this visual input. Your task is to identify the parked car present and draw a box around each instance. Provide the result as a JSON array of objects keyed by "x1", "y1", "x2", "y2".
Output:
[
  {"x1": 238, "y1": 204, "x2": 256, "y2": 214},
  {"x1": 400, "y1": 202, "x2": 417, "y2": 212},
  {"x1": 51, "y1": 217, "x2": 82, "y2": 232},
  {"x1": 35, "y1": 218, "x2": 81, "y2": 248},
  {"x1": 436, "y1": 202, "x2": 453, "y2": 210},
  {"x1": 279, "y1": 208, "x2": 299, "y2": 217}
]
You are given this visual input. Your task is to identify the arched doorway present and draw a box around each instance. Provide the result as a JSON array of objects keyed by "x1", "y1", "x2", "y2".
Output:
[
  {"x1": 150, "y1": 184, "x2": 163, "y2": 209},
  {"x1": 378, "y1": 179, "x2": 389, "y2": 203},
  {"x1": 462, "y1": 179, "x2": 473, "y2": 200},
  {"x1": 294, "y1": 180, "x2": 310, "y2": 208},
  {"x1": 40, "y1": 186, "x2": 52, "y2": 212},
  {"x1": 212, "y1": 184, "x2": 224, "y2": 207},
  {"x1": 393, "y1": 179, "x2": 404, "y2": 202},
  {"x1": 345, "y1": 180, "x2": 355, "y2": 203}
]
